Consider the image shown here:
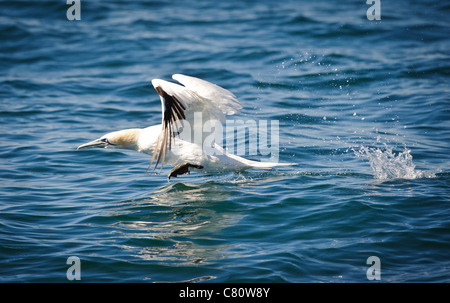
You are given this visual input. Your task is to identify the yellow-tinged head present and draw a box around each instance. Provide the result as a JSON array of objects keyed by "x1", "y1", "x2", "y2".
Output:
[{"x1": 77, "y1": 129, "x2": 141, "y2": 151}]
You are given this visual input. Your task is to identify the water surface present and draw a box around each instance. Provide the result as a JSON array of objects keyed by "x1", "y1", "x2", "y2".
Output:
[{"x1": 0, "y1": 0, "x2": 449, "y2": 282}]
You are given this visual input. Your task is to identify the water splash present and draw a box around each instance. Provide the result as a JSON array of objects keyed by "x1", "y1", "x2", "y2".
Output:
[{"x1": 354, "y1": 144, "x2": 435, "y2": 180}]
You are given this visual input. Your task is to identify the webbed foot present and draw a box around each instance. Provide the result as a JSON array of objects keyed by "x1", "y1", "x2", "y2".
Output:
[{"x1": 167, "y1": 163, "x2": 204, "y2": 180}]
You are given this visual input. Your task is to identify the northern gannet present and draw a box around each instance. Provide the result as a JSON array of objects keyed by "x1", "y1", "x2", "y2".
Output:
[{"x1": 77, "y1": 74, "x2": 294, "y2": 179}]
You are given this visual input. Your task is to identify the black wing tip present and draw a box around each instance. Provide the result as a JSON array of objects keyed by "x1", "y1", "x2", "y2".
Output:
[{"x1": 149, "y1": 85, "x2": 187, "y2": 170}]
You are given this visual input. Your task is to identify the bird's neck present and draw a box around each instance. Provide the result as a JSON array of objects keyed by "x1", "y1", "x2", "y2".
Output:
[
  {"x1": 135, "y1": 124, "x2": 163, "y2": 154},
  {"x1": 114, "y1": 125, "x2": 162, "y2": 154}
]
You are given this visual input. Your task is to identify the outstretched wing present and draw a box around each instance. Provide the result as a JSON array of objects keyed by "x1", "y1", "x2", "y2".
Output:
[
  {"x1": 148, "y1": 74, "x2": 242, "y2": 170},
  {"x1": 172, "y1": 74, "x2": 242, "y2": 118}
]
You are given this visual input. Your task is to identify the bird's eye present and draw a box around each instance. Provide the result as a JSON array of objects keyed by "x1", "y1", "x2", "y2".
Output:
[{"x1": 100, "y1": 138, "x2": 116, "y2": 146}]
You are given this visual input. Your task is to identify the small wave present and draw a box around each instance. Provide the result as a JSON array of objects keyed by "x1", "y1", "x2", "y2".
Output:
[{"x1": 353, "y1": 144, "x2": 436, "y2": 180}]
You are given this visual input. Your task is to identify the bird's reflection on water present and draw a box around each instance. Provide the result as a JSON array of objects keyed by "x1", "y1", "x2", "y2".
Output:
[
  {"x1": 104, "y1": 171, "x2": 292, "y2": 282},
  {"x1": 112, "y1": 179, "x2": 244, "y2": 266}
]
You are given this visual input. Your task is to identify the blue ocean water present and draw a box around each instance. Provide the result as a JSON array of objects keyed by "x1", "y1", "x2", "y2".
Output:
[{"x1": 0, "y1": 0, "x2": 449, "y2": 282}]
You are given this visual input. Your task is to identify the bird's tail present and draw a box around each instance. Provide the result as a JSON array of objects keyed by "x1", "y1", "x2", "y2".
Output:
[
  {"x1": 214, "y1": 143, "x2": 296, "y2": 169},
  {"x1": 242, "y1": 159, "x2": 297, "y2": 169}
]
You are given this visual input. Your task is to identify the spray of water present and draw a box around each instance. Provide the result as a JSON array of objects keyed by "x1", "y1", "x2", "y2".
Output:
[{"x1": 353, "y1": 144, "x2": 435, "y2": 180}]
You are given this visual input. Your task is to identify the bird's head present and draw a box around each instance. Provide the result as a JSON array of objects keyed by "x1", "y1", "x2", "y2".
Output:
[{"x1": 77, "y1": 129, "x2": 140, "y2": 151}]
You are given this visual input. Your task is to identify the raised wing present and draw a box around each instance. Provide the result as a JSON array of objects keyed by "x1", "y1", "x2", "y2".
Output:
[
  {"x1": 172, "y1": 74, "x2": 242, "y2": 117},
  {"x1": 148, "y1": 74, "x2": 242, "y2": 170}
]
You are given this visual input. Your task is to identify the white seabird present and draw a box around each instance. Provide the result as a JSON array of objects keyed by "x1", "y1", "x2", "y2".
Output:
[{"x1": 77, "y1": 74, "x2": 294, "y2": 179}]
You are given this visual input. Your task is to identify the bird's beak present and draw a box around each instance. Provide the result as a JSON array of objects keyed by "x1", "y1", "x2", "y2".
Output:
[{"x1": 77, "y1": 139, "x2": 108, "y2": 150}]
